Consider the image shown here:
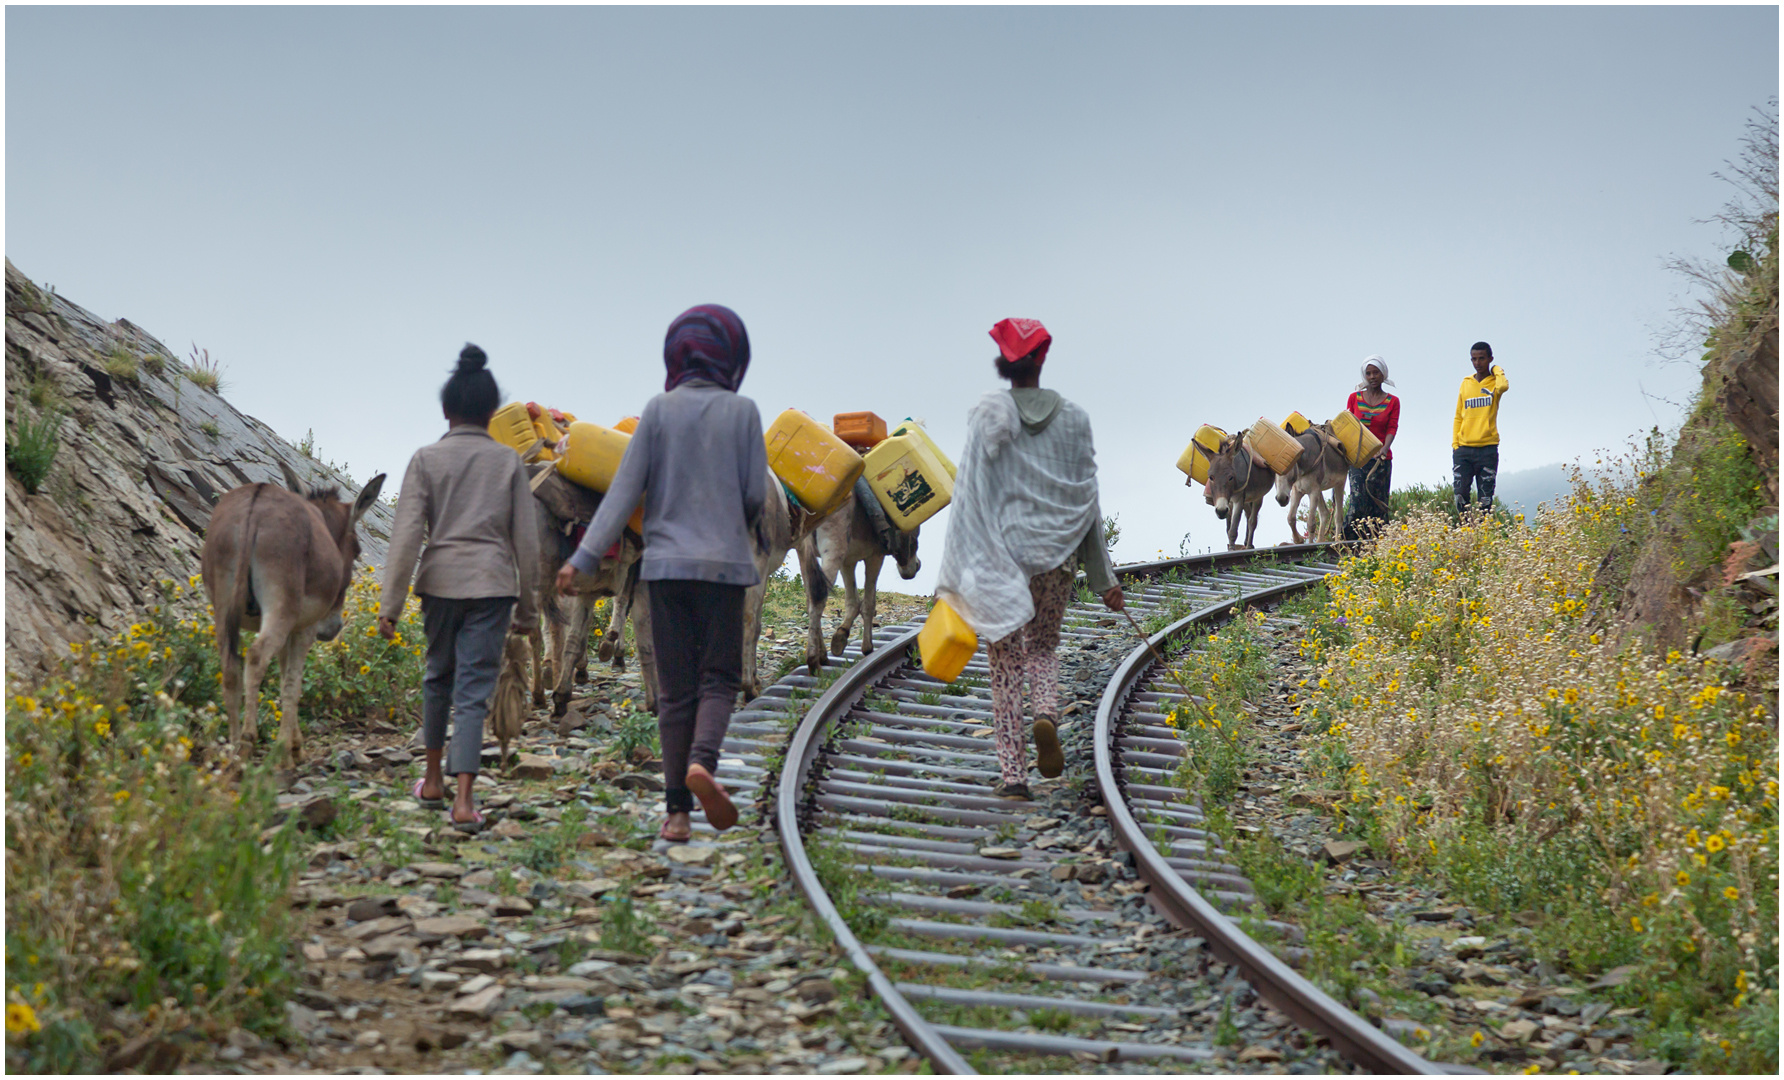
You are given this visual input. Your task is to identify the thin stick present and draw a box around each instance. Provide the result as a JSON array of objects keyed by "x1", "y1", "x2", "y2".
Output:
[{"x1": 1116, "y1": 605, "x2": 1237, "y2": 750}]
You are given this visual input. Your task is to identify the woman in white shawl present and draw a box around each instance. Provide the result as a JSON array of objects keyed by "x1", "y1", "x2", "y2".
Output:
[{"x1": 934, "y1": 318, "x2": 1124, "y2": 801}]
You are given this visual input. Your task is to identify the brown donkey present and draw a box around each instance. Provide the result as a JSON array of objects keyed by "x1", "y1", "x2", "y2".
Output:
[{"x1": 202, "y1": 461, "x2": 385, "y2": 765}]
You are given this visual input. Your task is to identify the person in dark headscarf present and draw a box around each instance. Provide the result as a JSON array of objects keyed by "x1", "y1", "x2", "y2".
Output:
[{"x1": 558, "y1": 304, "x2": 766, "y2": 842}]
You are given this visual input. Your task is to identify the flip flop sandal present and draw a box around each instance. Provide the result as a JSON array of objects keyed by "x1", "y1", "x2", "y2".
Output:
[
  {"x1": 992, "y1": 781, "x2": 1032, "y2": 801},
  {"x1": 684, "y1": 764, "x2": 738, "y2": 832},
  {"x1": 412, "y1": 777, "x2": 445, "y2": 811},
  {"x1": 446, "y1": 808, "x2": 486, "y2": 835},
  {"x1": 659, "y1": 821, "x2": 693, "y2": 843}
]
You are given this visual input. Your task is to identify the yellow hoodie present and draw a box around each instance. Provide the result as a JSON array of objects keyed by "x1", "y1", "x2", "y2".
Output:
[{"x1": 1453, "y1": 366, "x2": 1509, "y2": 448}]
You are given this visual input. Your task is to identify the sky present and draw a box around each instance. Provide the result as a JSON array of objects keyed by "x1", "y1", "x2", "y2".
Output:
[{"x1": 6, "y1": 6, "x2": 1777, "y2": 594}]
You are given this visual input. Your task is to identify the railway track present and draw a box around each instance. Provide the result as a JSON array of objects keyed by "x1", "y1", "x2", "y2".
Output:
[{"x1": 760, "y1": 546, "x2": 1455, "y2": 1074}]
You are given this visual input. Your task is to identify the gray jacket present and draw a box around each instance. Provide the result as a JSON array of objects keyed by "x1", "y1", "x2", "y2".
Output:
[
  {"x1": 569, "y1": 381, "x2": 767, "y2": 585},
  {"x1": 380, "y1": 425, "x2": 540, "y2": 625},
  {"x1": 1012, "y1": 388, "x2": 1117, "y2": 595}
]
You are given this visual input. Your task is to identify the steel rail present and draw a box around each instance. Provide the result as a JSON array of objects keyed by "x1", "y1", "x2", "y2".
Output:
[
  {"x1": 772, "y1": 619, "x2": 973, "y2": 1073},
  {"x1": 1092, "y1": 569, "x2": 1444, "y2": 1074}
]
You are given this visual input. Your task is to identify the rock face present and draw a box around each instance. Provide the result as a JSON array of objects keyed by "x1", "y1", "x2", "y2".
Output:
[{"x1": 4, "y1": 260, "x2": 395, "y2": 677}]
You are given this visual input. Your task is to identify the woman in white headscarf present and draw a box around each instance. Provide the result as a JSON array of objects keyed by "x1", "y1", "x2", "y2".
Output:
[
  {"x1": 934, "y1": 318, "x2": 1123, "y2": 801},
  {"x1": 1343, "y1": 355, "x2": 1400, "y2": 538}
]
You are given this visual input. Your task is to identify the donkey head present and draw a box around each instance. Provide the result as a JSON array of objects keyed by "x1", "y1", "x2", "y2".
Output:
[
  {"x1": 887, "y1": 526, "x2": 921, "y2": 580},
  {"x1": 1205, "y1": 434, "x2": 1272, "y2": 518},
  {"x1": 280, "y1": 460, "x2": 386, "y2": 641}
]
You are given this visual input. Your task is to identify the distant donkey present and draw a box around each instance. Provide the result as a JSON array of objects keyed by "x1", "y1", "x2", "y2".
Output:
[
  {"x1": 797, "y1": 479, "x2": 921, "y2": 672},
  {"x1": 1273, "y1": 425, "x2": 1349, "y2": 543},
  {"x1": 202, "y1": 460, "x2": 385, "y2": 765},
  {"x1": 1203, "y1": 432, "x2": 1276, "y2": 550}
]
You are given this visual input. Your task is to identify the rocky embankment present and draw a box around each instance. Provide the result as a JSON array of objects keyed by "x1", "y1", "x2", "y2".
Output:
[{"x1": 4, "y1": 260, "x2": 394, "y2": 678}]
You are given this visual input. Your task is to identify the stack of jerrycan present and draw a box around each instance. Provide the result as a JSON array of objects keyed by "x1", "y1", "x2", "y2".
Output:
[
  {"x1": 765, "y1": 409, "x2": 864, "y2": 517},
  {"x1": 1328, "y1": 410, "x2": 1383, "y2": 467},
  {"x1": 1174, "y1": 425, "x2": 1227, "y2": 486},
  {"x1": 554, "y1": 420, "x2": 645, "y2": 535},
  {"x1": 1247, "y1": 417, "x2": 1302, "y2": 474},
  {"x1": 859, "y1": 416, "x2": 956, "y2": 532}
]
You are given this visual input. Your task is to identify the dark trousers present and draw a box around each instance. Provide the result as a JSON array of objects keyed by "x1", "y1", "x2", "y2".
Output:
[
  {"x1": 648, "y1": 579, "x2": 745, "y2": 814},
  {"x1": 1344, "y1": 458, "x2": 1393, "y2": 540},
  {"x1": 1452, "y1": 445, "x2": 1500, "y2": 512},
  {"x1": 421, "y1": 595, "x2": 515, "y2": 776}
]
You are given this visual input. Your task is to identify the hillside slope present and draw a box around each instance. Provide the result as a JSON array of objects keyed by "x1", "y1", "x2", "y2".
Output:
[{"x1": 4, "y1": 260, "x2": 395, "y2": 677}]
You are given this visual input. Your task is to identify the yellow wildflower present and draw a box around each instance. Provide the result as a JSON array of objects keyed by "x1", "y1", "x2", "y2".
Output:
[
  {"x1": 1705, "y1": 835, "x2": 1725, "y2": 853},
  {"x1": 5, "y1": 1001, "x2": 40, "y2": 1034}
]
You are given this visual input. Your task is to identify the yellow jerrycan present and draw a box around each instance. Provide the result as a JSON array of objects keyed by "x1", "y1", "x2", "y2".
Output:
[
  {"x1": 614, "y1": 415, "x2": 640, "y2": 435},
  {"x1": 1174, "y1": 425, "x2": 1226, "y2": 486},
  {"x1": 489, "y1": 402, "x2": 543, "y2": 459},
  {"x1": 888, "y1": 418, "x2": 956, "y2": 480},
  {"x1": 1247, "y1": 417, "x2": 1302, "y2": 474},
  {"x1": 555, "y1": 422, "x2": 645, "y2": 534},
  {"x1": 861, "y1": 428, "x2": 955, "y2": 531},
  {"x1": 764, "y1": 409, "x2": 864, "y2": 517},
  {"x1": 919, "y1": 599, "x2": 978, "y2": 682},
  {"x1": 1281, "y1": 411, "x2": 1312, "y2": 436},
  {"x1": 1328, "y1": 409, "x2": 1383, "y2": 467}
]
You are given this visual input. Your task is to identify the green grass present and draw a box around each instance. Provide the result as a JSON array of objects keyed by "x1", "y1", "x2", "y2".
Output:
[{"x1": 6, "y1": 404, "x2": 62, "y2": 494}]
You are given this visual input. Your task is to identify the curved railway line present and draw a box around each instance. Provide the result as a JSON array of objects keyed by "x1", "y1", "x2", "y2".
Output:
[
  {"x1": 738, "y1": 546, "x2": 1448, "y2": 1071},
  {"x1": 735, "y1": 545, "x2": 1464, "y2": 1074}
]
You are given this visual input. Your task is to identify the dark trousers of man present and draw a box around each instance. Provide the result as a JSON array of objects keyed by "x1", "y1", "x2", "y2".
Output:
[
  {"x1": 1452, "y1": 444, "x2": 1499, "y2": 512},
  {"x1": 421, "y1": 595, "x2": 515, "y2": 777},
  {"x1": 648, "y1": 579, "x2": 745, "y2": 815},
  {"x1": 1344, "y1": 458, "x2": 1393, "y2": 541}
]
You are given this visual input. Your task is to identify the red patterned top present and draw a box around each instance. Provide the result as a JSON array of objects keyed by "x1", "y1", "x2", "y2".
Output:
[{"x1": 1346, "y1": 392, "x2": 1399, "y2": 461}]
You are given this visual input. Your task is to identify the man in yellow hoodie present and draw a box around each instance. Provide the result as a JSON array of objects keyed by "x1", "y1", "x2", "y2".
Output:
[{"x1": 1452, "y1": 341, "x2": 1508, "y2": 513}]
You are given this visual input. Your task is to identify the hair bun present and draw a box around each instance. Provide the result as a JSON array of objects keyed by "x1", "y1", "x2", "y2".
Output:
[{"x1": 456, "y1": 343, "x2": 488, "y2": 374}]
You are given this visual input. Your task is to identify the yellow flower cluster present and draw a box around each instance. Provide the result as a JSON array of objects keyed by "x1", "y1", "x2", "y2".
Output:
[{"x1": 1299, "y1": 496, "x2": 1776, "y2": 1008}]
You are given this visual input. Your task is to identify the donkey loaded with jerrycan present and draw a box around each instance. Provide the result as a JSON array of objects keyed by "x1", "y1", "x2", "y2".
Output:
[{"x1": 201, "y1": 460, "x2": 386, "y2": 766}]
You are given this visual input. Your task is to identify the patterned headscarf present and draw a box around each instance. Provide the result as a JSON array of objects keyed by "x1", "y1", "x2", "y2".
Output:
[
  {"x1": 1356, "y1": 354, "x2": 1394, "y2": 392},
  {"x1": 989, "y1": 318, "x2": 1052, "y2": 365},
  {"x1": 664, "y1": 304, "x2": 751, "y2": 392}
]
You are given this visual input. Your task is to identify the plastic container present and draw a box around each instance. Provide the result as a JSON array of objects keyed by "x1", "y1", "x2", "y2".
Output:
[
  {"x1": 1328, "y1": 409, "x2": 1384, "y2": 467},
  {"x1": 529, "y1": 406, "x2": 567, "y2": 461},
  {"x1": 555, "y1": 422, "x2": 631, "y2": 492},
  {"x1": 1247, "y1": 417, "x2": 1302, "y2": 475},
  {"x1": 1174, "y1": 425, "x2": 1227, "y2": 486},
  {"x1": 764, "y1": 409, "x2": 865, "y2": 516},
  {"x1": 614, "y1": 416, "x2": 640, "y2": 435},
  {"x1": 888, "y1": 418, "x2": 956, "y2": 480},
  {"x1": 489, "y1": 402, "x2": 545, "y2": 459},
  {"x1": 919, "y1": 599, "x2": 978, "y2": 682},
  {"x1": 1281, "y1": 411, "x2": 1312, "y2": 436},
  {"x1": 862, "y1": 429, "x2": 955, "y2": 531},
  {"x1": 833, "y1": 411, "x2": 889, "y2": 450}
]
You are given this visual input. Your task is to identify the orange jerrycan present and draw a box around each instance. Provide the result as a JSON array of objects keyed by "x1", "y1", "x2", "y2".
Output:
[
  {"x1": 1174, "y1": 425, "x2": 1226, "y2": 486},
  {"x1": 919, "y1": 599, "x2": 978, "y2": 682},
  {"x1": 614, "y1": 415, "x2": 640, "y2": 435},
  {"x1": 833, "y1": 411, "x2": 888, "y2": 450},
  {"x1": 764, "y1": 409, "x2": 864, "y2": 516}
]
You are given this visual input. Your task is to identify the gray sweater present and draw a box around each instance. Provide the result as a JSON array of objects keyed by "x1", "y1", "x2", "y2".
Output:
[{"x1": 569, "y1": 381, "x2": 767, "y2": 585}]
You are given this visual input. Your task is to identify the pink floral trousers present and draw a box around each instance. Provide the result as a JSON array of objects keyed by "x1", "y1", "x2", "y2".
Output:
[{"x1": 987, "y1": 564, "x2": 1075, "y2": 785}]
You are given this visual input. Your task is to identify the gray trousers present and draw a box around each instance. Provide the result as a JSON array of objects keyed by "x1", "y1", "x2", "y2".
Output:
[{"x1": 421, "y1": 595, "x2": 514, "y2": 776}]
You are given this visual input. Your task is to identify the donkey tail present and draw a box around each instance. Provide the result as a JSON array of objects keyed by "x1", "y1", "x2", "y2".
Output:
[{"x1": 219, "y1": 484, "x2": 266, "y2": 662}]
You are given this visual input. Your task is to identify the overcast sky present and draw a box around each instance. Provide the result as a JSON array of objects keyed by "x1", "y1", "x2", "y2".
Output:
[{"x1": 7, "y1": 6, "x2": 1777, "y2": 593}]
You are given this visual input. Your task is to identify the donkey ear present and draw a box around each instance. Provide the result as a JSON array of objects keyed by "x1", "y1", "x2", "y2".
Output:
[
  {"x1": 352, "y1": 474, "x2": 387, "y2": 523},
  {"x1": 278, "y1": 458, "x2": 308, "y2": 496}
]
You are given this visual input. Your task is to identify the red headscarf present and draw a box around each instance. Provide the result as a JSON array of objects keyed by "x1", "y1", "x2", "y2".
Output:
[{"x1": 989, "y1": 318, "x2": 1051, "y2": 365}]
